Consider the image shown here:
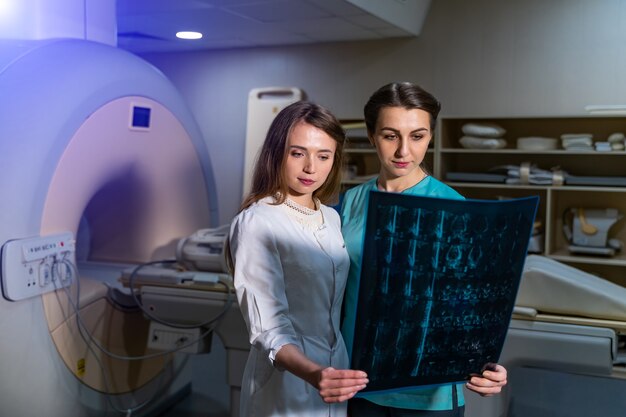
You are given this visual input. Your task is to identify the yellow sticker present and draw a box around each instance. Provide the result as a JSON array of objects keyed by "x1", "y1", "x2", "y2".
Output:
[{"x1": 77, "y1": 358, "x2": 85, "y2": 377}]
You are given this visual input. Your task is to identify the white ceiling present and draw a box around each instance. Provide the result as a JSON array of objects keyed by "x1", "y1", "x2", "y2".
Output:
[{"x1": 116, "y1": 0, "x2": 423, "y2": 54}]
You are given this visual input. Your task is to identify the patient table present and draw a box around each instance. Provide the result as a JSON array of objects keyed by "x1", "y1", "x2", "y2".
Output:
[{"x1": 466, "y1": 255, "x2": 626, "y2": 417}]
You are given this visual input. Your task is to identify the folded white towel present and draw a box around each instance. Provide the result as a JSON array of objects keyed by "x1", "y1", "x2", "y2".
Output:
[
  {"x1": 517, "y1": 136, "x2": 558, "y2": 151},
  {"x1": 564, "y1": 144, "x2": 593, "y2": 151},
  {"x1": 561, "y1": 133, "x2": 593, "y2": 140},
  {"x1": 562, "y1": 136, "x2": 593, "y2": 147},
  {"x1": 459, "y1": 136, "x2": 507, "y2": 149}
]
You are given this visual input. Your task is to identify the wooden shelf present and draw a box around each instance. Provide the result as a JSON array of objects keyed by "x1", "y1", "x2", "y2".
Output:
[
  {"x1": 344, "y1": 148, "x2": 376, "y2": 154},
  {"x1": 440, "y1": 148, "x2": 626, "y2": 155},
  {"x1": 548, "y1": 250, "x2": 626, "y2": 267},
  {"x1": 438, "y1": 116, "x2": 626, "y2": 285},
  {"x1": 447, "y1": 182, "x2": 626, "y2": 193},
  {"x1": 447, "y1": 182, "x2": 547, "y2": 190}
]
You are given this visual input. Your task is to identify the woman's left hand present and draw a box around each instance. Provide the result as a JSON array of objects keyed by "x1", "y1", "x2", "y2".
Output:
[{"x1": 466, "y1": 364, "x2": 507, "y2": 397}]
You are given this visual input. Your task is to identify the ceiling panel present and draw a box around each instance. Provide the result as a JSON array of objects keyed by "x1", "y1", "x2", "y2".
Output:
[
  {"x1": 116, "y1": 0, "x2": 426, "y2": 54},
  {"x1": 117, "y1": 0, "x2": 214, "y2": 15},
  {"x1": 344, "y1": 13, "x2": 394, "y2": 30},
  {"x1": 224, "y1": 0, "x2": 332, "y2": 22},
  {"x1": 272, "y1": 16, "x2": 380, "y2": 41},
  {"x1": 304, "y1": 0, "x2": 367, "y2": 16}
]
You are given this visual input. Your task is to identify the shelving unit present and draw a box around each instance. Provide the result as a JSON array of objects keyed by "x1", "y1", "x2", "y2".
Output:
[
  {"x1": 435, "y1": 116, "x2": 626, "y2": 287},
  {"x1": 341, "y1": 121, "x2": 376, "y2": 190},
  {"x1": 340, "y1": 116, "x2": 626, "y2": 284}
]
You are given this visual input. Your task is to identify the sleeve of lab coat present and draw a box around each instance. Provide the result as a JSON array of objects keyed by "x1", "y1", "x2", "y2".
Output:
[{"x1": 229, "y1": 209, "x2": 302, "y2": 366}]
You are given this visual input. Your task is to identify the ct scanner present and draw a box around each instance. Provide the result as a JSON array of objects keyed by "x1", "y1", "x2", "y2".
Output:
[{"x1": 0, "y1": 38, "x2": 240, "y2": 416}]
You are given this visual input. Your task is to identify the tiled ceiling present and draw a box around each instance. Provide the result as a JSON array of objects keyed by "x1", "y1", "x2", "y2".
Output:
[{"x1": 116, "y1": 0, "x2": 420, "y2": 54}]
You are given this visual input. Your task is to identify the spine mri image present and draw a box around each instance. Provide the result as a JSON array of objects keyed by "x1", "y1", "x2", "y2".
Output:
[{"x1": 351, "y1": 192, "x2": 538, "y2": 392}]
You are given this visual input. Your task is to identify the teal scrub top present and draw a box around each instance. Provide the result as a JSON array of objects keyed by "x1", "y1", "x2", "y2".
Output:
[{"x1": 340, "y1": 176, "x2": 465, "y2": 411}]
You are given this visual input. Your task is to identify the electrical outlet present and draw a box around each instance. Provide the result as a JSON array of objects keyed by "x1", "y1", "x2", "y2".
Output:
[{"x1": 1, "y1": 232, "x2": 75, "y2": 301}]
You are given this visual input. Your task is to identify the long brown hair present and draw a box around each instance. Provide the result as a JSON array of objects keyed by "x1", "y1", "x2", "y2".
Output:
[{"x1": 240, "y1": 100, "x2": 346, "y2": 211}]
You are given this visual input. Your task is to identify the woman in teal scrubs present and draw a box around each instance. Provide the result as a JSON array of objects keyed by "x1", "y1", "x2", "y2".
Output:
[{"x1": 341, "y1": 82, "x2": 508, "y2": 416}]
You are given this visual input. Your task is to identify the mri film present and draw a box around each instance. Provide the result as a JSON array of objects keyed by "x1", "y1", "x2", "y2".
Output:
[{"x1": 351, "y1": 192, "x2": 539, "y2": 392}]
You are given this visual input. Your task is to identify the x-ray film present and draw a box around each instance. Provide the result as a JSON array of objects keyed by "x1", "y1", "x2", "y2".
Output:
[{"x1": 351, "y1": 192, "x2": 539, "y2": 393}]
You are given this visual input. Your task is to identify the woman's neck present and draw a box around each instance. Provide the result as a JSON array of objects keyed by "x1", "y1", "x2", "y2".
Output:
[{"x1": 377, "y1": 169, "x2": 427, "y2": 193}]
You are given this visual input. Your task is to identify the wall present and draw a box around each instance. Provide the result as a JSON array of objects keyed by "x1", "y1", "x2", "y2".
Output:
[{"x1": 141, "y1": 0, "x2": 626, "y2": 223}]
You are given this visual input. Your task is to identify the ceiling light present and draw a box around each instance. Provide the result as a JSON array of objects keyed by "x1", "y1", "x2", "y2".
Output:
[{"x1": 176, "y1": 31, "x2": 202, "y2": 40}]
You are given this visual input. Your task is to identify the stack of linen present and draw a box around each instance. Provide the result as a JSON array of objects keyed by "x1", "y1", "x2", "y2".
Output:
[
  {"x1": 562, "y1": 132, "x2": 626, "y2": 151},
  {"x1": 459, "y1": 123, "x2": 507, "y2": 149},
  {"x1": 561, "y1": 133, "x2": 593, "y2": 151},
  {"x1": 488, "y1": 163, "x2": 567, "y2": 186}
]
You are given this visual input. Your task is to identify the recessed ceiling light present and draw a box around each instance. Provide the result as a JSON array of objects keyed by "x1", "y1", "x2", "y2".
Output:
[{"x1": 176, "y1": 31, "x2": 203, "y2": 40}]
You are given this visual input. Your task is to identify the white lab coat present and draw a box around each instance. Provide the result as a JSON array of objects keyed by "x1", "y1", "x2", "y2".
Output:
[{"x1": 229, "y1": 197, "x2": 350, "y2": 417}]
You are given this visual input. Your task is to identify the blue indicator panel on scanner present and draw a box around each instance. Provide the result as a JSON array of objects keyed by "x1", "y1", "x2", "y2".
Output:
[{"x1": 132, "y1": 106, "x2": 151, "y2": 128}]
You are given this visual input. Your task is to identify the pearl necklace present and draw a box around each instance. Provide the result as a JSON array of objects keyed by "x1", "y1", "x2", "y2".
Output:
[
  {"x1": 282, "y1": 198, "x2": 324, "y2": 230},
  {"x1": 284, "y1": 198, "x2": 318, "y2": 215}
]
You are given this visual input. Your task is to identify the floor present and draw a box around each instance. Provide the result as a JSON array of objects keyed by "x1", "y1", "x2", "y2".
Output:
[
  {"x1": 157, "y1": 391, "x2": 229, "y2": 417},
  {"x1": 154, "y1": 339, "x2": 231, "y2": 417}
]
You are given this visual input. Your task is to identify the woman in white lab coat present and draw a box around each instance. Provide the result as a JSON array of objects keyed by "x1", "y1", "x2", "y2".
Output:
[{"x1": 228, "y1": 101, "x2": 369, "y2": 417}]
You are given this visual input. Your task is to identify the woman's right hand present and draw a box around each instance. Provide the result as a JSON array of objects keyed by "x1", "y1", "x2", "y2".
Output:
[
  {"x1": 314, "y1": 367, "x2": 369, "y2": 403},
  {"x1": 275, "y1": 345, "x2": 368, "y2": 402}
]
